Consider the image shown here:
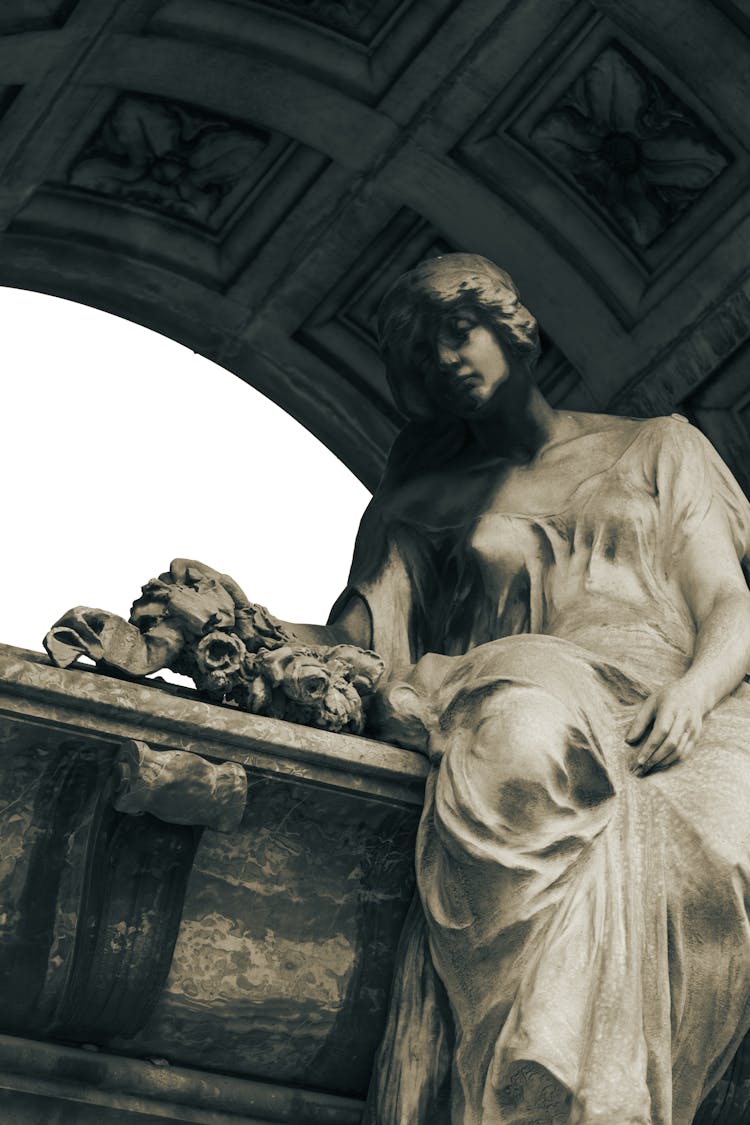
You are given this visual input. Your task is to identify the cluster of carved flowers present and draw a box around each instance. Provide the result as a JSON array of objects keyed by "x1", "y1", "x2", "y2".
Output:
[
  {"x1": 69, "y1": 96, "x2": 267, "y2": 226},
  {"x1": 130, "y1": 572, "x2": 384, "y2": 735},
  {"x1": 530, "y1": 47, "x2": 728, "y2": 247}
]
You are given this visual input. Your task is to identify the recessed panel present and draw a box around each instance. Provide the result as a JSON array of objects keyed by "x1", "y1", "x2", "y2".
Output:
[
  {"x1": 525, "y1": 44, "x2": 730, "y2": 250},
  {"x1": 67, "y1": 93, "x2": 292, "y2": 234}
]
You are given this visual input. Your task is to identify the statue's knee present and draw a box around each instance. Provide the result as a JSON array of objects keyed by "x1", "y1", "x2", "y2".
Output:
[
  {"x1": 466, "y1": 686, "x2": 612, "y2": 828},
  {"x1": 473, "y1": 686, "x2": 570, "y2": 787}
]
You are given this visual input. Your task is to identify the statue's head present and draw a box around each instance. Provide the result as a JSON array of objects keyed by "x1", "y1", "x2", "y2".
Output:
[{"x1": 377, "y1": 253, "x2": 540, "y2": 420}]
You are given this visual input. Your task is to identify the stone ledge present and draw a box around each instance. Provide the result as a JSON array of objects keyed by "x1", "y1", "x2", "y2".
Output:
[
  {"x1": 0, "y1": 643, "x2": 428, "y2": 807},
  {"x1": 0, "y1": 1034, "x2": 364, "y2": 1124}
]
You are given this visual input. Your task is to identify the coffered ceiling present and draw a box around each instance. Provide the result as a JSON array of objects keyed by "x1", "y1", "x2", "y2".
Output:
[{"x1": 1, "y1": 0, "x2": 749, "y2": 488}]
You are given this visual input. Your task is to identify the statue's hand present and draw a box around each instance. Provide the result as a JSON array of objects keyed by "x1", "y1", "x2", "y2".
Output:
[{"x1": 626, "y1": 679, "x2": 706, "y2": 775}]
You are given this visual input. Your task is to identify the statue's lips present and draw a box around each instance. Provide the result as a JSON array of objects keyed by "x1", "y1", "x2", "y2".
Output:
[{"x1": 443, "y1": 372, "x2": 482, "y2": 400}]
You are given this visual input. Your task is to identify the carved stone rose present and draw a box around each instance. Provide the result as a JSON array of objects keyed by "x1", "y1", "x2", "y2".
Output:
[{"x1": 44, "y1": 561, "x2": 384, "y2": 736}]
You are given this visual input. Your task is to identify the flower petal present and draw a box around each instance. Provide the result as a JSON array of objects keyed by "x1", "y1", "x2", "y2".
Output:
[
  {"x1": 531, "y1": 109, "x2": 604, "y2": 169},
  {"x1": 107, "y1": 98, "x2": 179, "y2": 163},
  {"x1": 620, "y1": 172, "x2": 666, "y2": 246},
  {"x1": 640, "y1": 133, "x2": 727, "y2": 190},
  {"x1": 188, "y1": 129, "x2": 266, "y2": 186},
  {"x1": 70, "y1": 157, "x2": 146, "y2": 192},
  {"x1": 178, "y1": 181, "x2": 215, "y2": 224},
  {"x1": 583, "y1": 48, "x2": 647, "y2": 134}
]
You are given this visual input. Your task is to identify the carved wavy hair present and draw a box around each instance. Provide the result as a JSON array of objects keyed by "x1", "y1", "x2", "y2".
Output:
[{"x1": 377, "y1": 253, "x2": 541, "y2": 420}]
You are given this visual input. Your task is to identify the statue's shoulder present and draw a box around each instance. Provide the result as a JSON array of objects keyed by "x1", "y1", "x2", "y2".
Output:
[
  {"x1": 570, "y1": 410, "x2": 685, "y2": 431},
  {"x1": 575, "y1": 411, "x2": 695, "y2": 446},
  {"x1": 564, "y1": 410, "x2": 653, "y2": 445},
  {"x1": 639, "y1": 411, "x2": 703, "y2": 444},
  {"x1": 561, "y1": 412, "x2": 704, "y2": 477}
]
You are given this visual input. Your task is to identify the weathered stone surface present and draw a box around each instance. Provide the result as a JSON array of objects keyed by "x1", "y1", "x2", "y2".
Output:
[
  {"x1": 0, "y1": 720, "x2": 201, "y2": 1043},
  {"x1": 117, "y1": 776, "x2": 416, "y2": 1094},
  {"x1": 0, "y1": 645, "x2": 422, "y2": 1103},
  {"x1": 0, "y1": 1033, "x2": 364, "y2": 1123},
  {"x1": 45, "y1": 560, "x2": 385, "y2": 736},
  {"x1": 0, "y1": 0, "x2": 749, "y2": 487},
  {"x1": 113, "y1": 740, "x2": 248, "y2": 833},
  {"x1": 0, "y1": 645, "x2": 427, "y2": 807}
]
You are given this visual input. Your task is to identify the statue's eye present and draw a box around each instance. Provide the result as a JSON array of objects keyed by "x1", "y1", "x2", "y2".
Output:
[{"x1": 446, "y1": 315, "x2": 475, "y2": 340}]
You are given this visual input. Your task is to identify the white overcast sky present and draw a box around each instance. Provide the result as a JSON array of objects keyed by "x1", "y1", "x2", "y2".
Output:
[{"x1": 1, "y1": 287, "x2": 371, "y2": 656}]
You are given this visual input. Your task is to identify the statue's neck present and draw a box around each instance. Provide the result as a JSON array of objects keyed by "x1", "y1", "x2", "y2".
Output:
[{"x1": 468, "y1": 385, "x2": 557, "y2": 462}]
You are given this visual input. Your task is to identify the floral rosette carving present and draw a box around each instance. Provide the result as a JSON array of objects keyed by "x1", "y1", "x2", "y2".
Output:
[
  {"x1": 44, "y1": 561, "x2": 384, "y2": 736},
  {"x1": 529, "y1": 46, "x2": 729, "y2": 248},
  {"x1": 69, "y1": 96, "x2": 269, "y2": 228}
]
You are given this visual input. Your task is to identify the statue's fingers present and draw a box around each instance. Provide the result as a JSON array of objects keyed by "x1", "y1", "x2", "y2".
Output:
[
  {"x1": 638, "y1": 707, "x2": 691, "y2": 771},
  {"x1": 626, "y1": 696, "x2": 657, "y2": 744},
  {"x1": 634, "y1": 716, "x2": 675, "y2": 772},
  {"x1": 648, "y1": 729, "x2": 692, "y2": 773}
]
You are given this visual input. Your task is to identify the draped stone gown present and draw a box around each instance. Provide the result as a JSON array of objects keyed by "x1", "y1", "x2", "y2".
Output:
[{"x1": 346, "y1": 415, "x2": 750, "y2": 1125}]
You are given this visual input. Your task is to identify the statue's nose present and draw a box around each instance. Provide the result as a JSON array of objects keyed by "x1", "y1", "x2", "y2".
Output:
[{"x1": 438, "y1": 345, "x2": 461, "y2": 370}]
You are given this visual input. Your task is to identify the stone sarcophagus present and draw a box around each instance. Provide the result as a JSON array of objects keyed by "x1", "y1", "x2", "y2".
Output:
[
  {"x1": 1, "y1": 642, "x2": 749, "y2": 1123},
  {"x1": 0, "y1": 643, "x2": 427, "y2": 1124}
]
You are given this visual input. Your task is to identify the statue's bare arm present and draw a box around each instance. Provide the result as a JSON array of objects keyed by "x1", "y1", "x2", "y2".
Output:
[
  {"x1": 628, "y1": 504, "x2": 750, "y2": 774},
  {"x1": 288, "y1": 596, "x2": 372, "y2": 650},
  {"x1": 168, "y1": 559, "x2": 373, "y2": 649}
]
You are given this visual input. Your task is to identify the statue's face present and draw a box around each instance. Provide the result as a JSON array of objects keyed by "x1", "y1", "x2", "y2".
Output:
[{"x1": 423, "y1": 309, "x2": 511, "y2": 417}]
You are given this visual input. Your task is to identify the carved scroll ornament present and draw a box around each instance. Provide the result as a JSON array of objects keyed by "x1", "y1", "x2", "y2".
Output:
[{"x1": 113, "y1": 740, "x2": 248, "y2": 834}]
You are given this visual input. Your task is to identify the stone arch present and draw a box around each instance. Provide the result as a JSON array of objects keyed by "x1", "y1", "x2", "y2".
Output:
[{"x1": 0, "y1": 0, "x2": 748, "y2": 489}]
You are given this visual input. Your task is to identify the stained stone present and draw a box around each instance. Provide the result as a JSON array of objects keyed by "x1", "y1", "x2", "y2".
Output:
[{"x1": 0, "y1": 644, "x2": 422, "y2": 1109}]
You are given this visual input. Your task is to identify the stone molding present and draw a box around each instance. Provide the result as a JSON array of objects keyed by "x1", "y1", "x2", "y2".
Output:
[
  {"x1": 610, "y1": 274, "x2": 750, "y2": 417},
  {"x1": 0, "y1": 1033, "x2": 364, "y2": 1124},
  {"x1": 0, "y1": 645, "x2": 427, "y2": 806}
]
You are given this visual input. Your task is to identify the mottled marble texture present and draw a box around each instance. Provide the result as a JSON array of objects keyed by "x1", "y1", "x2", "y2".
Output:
[
  {"x1": 0, "y1": 647, "x2": 427, "y2": 806},
  {"x1": 0, "y1": 1033, "x2": 365, "y2": 1123},
  {"x1": 0, "y1": 720, "x2": 117, "y2": 1032},
  {"x1": 116, "y1": 777, "x2": 418, "y2": 1095},
  {"x1": 0, "y1": 648, "x2": 422, "y2": 1101}
]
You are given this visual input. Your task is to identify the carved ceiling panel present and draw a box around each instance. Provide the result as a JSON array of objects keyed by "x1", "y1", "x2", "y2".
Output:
[
  {"x1": 527, "y1": 44, "x2": 729, "y2": 251},
  {"x1": 0, "y1": 0, "x2": 747, "y2": 489},
  {"x1": 11, "y1": 89, "x2": 329, "y2": 289},
  {"x1": 456, "y1": 3, "x2": 749, "y2": 326},
  {"x1": 68, "y1": 94, "x2": 287, "y2": 232},
  {"x1": 685, "y1": 339, "x2": 750, "y2": 497}
]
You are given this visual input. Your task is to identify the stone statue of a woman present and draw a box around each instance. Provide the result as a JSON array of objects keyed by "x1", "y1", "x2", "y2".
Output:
[
  {"x1": 45, "y1": 252, "x2": 750, "y2": 1122},
  {"x1": 329, "y1": 254, "x2": 750, "y2": 1124}
]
